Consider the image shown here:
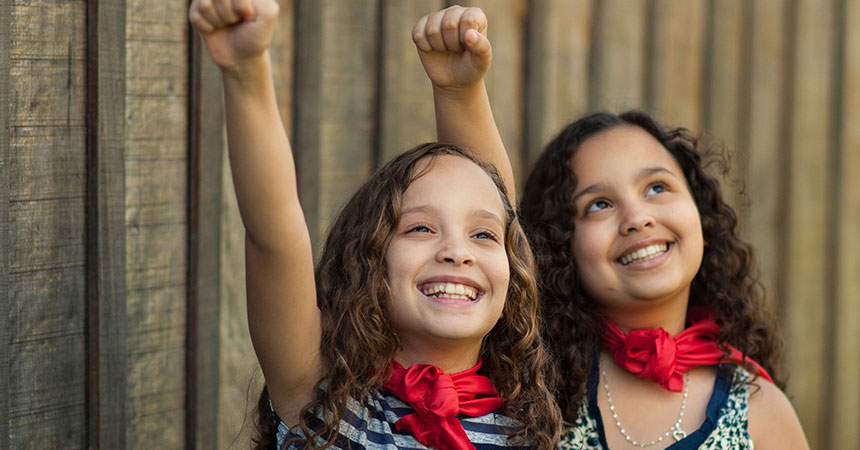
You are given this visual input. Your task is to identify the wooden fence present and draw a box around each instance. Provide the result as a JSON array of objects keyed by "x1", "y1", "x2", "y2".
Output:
[{"x1": 1, "y1": 0, "x2": 858, "y2": 449}]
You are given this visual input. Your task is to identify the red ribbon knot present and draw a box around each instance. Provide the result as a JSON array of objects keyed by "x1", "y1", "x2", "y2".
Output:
[
  {"x1": 384, "y1": 360, "x2": 505, "y2": 450},
  {"x1": 602, "y1": 311, "x2": 773, "y2": 392}
]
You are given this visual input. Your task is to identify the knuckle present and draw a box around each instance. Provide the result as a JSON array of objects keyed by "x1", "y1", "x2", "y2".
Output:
[
  {"x1": 198, "y1": 0, "x2": 214, "y2": 13},
  {"x1": 425, "y1": 25, "x2": 441, "y2": 38},
  {"x1": 441, "y1": 18, "x2": 458, "y2": 31}
]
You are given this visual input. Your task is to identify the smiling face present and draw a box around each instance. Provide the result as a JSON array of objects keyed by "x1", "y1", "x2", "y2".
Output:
[
  {"x1": 569, "y1": 125, "x2": 704, "y2": 320},
  {"x1": 385, "y1": 155, "x2": 510, "y2": 367}
]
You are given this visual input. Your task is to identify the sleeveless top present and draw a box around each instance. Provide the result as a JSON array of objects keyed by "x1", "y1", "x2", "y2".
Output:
[
  {"x1": 559, "y1": 366, "x2": 754, "y2": 450},
  {"x1": 272, "y1": 386, "x2": 530, "y2": 449}
]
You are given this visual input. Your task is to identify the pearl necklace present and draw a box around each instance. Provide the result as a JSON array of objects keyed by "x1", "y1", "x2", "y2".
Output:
[{"x1": 601, "y1": 360, "x2": 688, "y2": 447}]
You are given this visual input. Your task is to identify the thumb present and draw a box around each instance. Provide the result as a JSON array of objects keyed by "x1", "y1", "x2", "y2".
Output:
[{"x1": 464, "y1": 29, "x2": 491, "y2": 72}]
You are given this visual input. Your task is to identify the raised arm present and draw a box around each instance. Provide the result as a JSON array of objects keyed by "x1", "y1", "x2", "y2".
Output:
[
  {"x1": 412, "y1": 6, "x2": 516, "y2": 201},
  {"x1": 189, "y1": 0, "x2": 320, "y2": 422}
]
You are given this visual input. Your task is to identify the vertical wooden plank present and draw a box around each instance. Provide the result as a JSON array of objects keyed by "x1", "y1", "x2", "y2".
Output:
[
  {"x1": 458, "y1": 0, "x2": 527, "y2": 180},
  {"x1": 87, "y1": 0, "x2": 128, "y2": 447},
  {"x1": 6, "y1": 1, "x2": 89, "y2": 448},
  {"x1": 703, "y1": 0, "x2": 744, "y2": 210},
  {"x1": 187, "y1": 24, "x2": 223, "y2": 450},
  {"x1": 782, "y1": 0, "x2": 837, "y2": 446},
  {"x1": 647, "y1": 0, "x2": 706, "y2": 129},
  {"x1": 124, "y1": 1, "x2": 188, "y2": 448},
  {"x1": 294, "y1": 0, "x2": 378, "y2": 247},
  {"x1": 378, "y1": 0, "x2": 443, "y2": 164},
  {"x1": 831, "y1": 0, "x2": 860, "y2": 446},
  {"x1": 589, "y1": 0, "x2": 647, "y2": 112},
  {"x1": 744, "y1": 0, "x2": 786, "y2": 305},
  {"x1": 0, "y1": 0, "x2": 9, "y2": 446},
  {"x1": 524, "y1": 0, "x2": 592, "y2": 166}
]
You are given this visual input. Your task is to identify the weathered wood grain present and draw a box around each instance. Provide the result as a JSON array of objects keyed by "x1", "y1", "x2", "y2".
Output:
[
  {"x1": 123, "y1": 0, "x2": 187, "y2": 446},
  {"x1": 126, "y1": 96, "x2": 186, "y2": 143},
  {"x1": 9, "y1": 335, "x2": 86, "y2": 449},
  {"x1": 8, "y1": 126, "x2": 86, "y2": 202},
  {"x1": 378, "y1": 0, "x2": 442, "y2": 164},
  {"x1": 830, "y1": 1, "x2": 860, "y2": 446},
  {"x1": 87, "y1": 0, "x2": 128, "y2": 447},
  {"x1": 294, "y1": 0, "x2": 378, "y2": 247},
  {"x1": 10, "y1": 267, "x2": 86, "y2": 340},
  {"x1": 647, "y1": 0, "x2": 706, "y2": 129},
  {"x1": 126, "y1": 41, "x2": 188, "y2": 97},
  {"x1": 744, "y1": 0, "x2": 786, "y2": 306},
  {"x1": 188, "y1": 23, "x2": 225, "y2": 450},
  {"x1": 125, "y1": 159, "x2": 187, "y2": 226},
  {"x1": 0, "y1": 0, "x2": 11, "y2": 446},
  {"x1": 703, "y1": 0, "x2": 744, "y2": 211},
  {"x1": 524, "y1": 0, "x2": 591, "y2": 166},
  {"x1": 781, "y1": 0, "x2": 837, "y2": 446},
  {"x1": 8, "y1": 198, "x2": 85, "y2": 273},
  {"x1": 10, "y1": 58, "x2": 86, "y2": 127},
  {"x1": 590, "y1": 0, "x2": 647, "y2": 112},
  {"x1": 126, "y1": 0, "x2": 187, "y2": 43},
  {"x1": 10, "y1": 1, "x2": 87, "y2": 60}
]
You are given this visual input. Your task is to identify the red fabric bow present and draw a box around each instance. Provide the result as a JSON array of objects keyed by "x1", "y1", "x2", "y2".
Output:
[
  {"x1": 383, "y1": 360, "x2": 505, "y2": 450},
  {"x1": 602, "y1": 312, "x2": 773, "y2": 391}
]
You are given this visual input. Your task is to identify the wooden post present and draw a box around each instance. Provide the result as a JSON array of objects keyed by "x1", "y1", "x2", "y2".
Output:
[
  {"x1": 744, "y1": 0, "x2": 787, "y2": 307},
  {"x1": 187, "y1": 29, "x2": 224, "y2": 450},
  {"x1": 589, "y1": 0, "x2": 648, "y2": 112},
  {"x1": 378, "y1": 0, "x2": 443, "y2": 164},
  {"x1": 0, "y1": 0, "x2": 10, "y2": 448},
  {"x1": 829, "y1": 0, "x2": 860, "y2": 447},
  {"x1": 86, "y1": 0, "x2": 127, "y2": 448},
  {"x1": 294, "y1": 0, "x2": 379, "y2": 249},
  {"x1": 782, "y1": 0, "x2": 837, "y2": 446},
  {"x1": 524, "y1": 0, "x2": 591, "y2": 165}
]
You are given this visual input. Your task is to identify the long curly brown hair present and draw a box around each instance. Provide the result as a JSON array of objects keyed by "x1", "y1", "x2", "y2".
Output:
[
  {"x1": 519, "y1": 111, "x2": 785, "y2": 423},
  {"x1": 253, "y1": 142, "x2": 562, "y2": 449}
]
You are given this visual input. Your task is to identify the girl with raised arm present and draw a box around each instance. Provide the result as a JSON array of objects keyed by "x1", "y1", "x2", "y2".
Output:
[{"x1": 188, "y1": 1, "x2": 561, "y2": 448}]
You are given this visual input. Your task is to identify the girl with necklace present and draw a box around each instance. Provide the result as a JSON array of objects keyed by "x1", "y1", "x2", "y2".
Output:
[{"x1": 411, "y1": 6, "x2": 809, "y2": 449}]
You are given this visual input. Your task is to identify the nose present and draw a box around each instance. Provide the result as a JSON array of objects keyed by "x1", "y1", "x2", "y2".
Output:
[
  {"x1": 435, "y1": 235, "x2": 475, "y2": 266},
  {"x1": 618, "y1": 204, "x2": 655, "y2": 235}
]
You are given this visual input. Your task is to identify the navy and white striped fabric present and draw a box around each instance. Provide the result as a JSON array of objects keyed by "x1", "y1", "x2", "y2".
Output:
[{"x1": 273, "y1": 388, "x2": 531, "y2": 449}]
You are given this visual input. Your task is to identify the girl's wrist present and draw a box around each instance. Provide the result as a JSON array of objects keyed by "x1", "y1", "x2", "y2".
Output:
[
  {"x1": 431, "y1": 80, "x2": 486, "y2": 103},
  {"x1": 220, "y1": 51, "x2": 273, "y2": 89}
]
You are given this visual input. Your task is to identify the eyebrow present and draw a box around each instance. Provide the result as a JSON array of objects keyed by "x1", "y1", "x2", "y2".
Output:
[
  {"x1": 400, "y1": 205, "x2": 504, "y2": 227},
  {"x1": 571, "y1": 166, "x2": 678, "y2": 204}
]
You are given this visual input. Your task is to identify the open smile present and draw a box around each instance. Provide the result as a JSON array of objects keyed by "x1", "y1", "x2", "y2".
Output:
[
  {"x1": 419, "y1": 281, "x2": 481, "y2": 302},
  {"x1": 617, "y1": 242, "x2": 671, "y2": 266}
]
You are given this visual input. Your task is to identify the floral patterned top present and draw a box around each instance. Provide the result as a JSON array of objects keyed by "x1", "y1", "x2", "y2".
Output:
[{"x1": 560, "y1": 366, "x2": 755, "y2": 450}]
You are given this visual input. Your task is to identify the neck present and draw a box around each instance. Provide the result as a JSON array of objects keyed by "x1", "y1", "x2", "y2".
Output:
[
  {"x1": 394, "y1": 338, "x2": 482, "y2": 373},
  {"x1": 604, "y1": 297, "x2": 689, "y2": 336}
]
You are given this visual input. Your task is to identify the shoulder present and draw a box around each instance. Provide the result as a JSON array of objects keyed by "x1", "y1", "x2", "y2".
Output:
[{"x1": 746, "y1": 377, "x2": 809, "y2": 450}]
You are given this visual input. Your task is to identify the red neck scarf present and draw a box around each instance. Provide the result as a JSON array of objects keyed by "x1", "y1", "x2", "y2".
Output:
[
  {"x1": 602, "y1": 311, "x2": 773, "y2": 391},
  {"x1": 383, "y1": 360, "x2": 505, "y2": 450}
]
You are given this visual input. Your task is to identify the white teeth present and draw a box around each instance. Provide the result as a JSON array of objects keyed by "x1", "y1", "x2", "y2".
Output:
[
  {"x1": 420, "y1": 282, "x2": 478, "y2": 300},
  {"x1": 619, "y1": 243, "x2": 669, "y2": 266}
]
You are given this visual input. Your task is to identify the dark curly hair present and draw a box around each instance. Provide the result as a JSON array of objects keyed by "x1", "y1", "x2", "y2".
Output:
[
  {"x1": 253, "y1": 142, "x2": 562, "y2": 449},
  {"x1": 519, "y1": 111, "x2": 785, "y2": 423}
]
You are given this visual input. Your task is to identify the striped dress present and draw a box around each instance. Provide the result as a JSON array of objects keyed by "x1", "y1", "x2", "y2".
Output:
[{"x1": 273, "y1": 387, "x2": 530, "y2": 449}]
